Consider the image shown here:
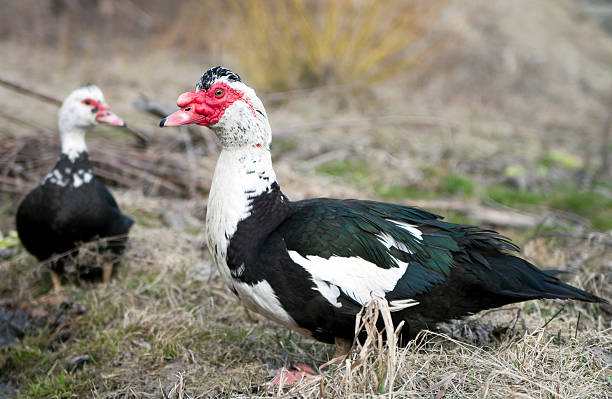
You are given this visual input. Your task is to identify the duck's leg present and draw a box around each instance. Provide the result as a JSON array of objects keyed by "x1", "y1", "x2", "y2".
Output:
[
  {"x1": 268, "y1": 364, "x2": 317, "y2": 386},
  {"x1": 268, "y1": 337, "x2": 353, "y2": 386},
  {"x1": 102, "y1": 262, "x2": 113, "y2": 283},
  {"x1": 50, "y1": 270, "x2": 62, "y2": 293},
  {"x1": 318, "y1": 337, "x2": 353, "y2": 372},
  {"x1": 334, "y1": 337, "x2": 352, "y2": 358}
]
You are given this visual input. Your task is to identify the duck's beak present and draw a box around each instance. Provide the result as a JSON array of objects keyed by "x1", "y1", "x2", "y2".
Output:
[
  {"x1": 159, "y1": 104, "x2": 204, "y2": 127},
  {"x1": 96, "y1": 107, "x2": 126, "y2": 127}
]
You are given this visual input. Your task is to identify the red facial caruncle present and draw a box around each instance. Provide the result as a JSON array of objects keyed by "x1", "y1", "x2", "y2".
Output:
[
  {"x1": 82, "y1": 98, "x2": 125, "y2": 126},
  {"x1": 160, "y1": 82, "x2": 246, "y2": 127}
]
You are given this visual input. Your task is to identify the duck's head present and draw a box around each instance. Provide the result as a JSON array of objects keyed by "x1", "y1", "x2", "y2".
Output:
[
  {"x1": 160, "y1": 66, "x2": 271, "y2": 149},
  {"x1": 58, "y1": 84, "x2": 125, "y2": 132}
]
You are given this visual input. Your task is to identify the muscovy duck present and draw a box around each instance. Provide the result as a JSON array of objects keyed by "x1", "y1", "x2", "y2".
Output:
[
  {"x1": 160, "y1": 66, "x2": 605, "y2": 354},
  {"x1": 16, "y1": 85, "x2": 134, "y2": 291}
]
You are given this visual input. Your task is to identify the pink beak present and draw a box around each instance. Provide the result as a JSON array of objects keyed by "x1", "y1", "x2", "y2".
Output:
[
  {"x1": 96, "y1": 106, "x2": 126, "y2": 126},
  {"x1": 159, "y1": 105, "x2": 205, "y2": 127}
]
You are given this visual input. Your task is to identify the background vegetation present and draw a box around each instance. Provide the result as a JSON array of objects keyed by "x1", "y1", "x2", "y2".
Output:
[{"x1": 0, "y1": 0, "x2": 610, "y2": 397}]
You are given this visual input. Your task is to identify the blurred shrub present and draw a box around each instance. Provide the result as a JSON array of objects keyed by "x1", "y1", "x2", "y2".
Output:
[
  {"x1": 5, "y1": 1, "x2": 447, "y2": 90},
  {"x1": 538, "y1": 149, "x2": 583, "y2": 170},
  {"x1": 0, "y1": 230, "x2": 19, "y2": 250},
  {"x1": 163, "y1": 0, "x2": 448, "y2": 90}
]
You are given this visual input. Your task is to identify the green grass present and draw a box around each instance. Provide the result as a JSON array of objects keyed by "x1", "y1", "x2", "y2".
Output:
[
  {"x1": 375, "y1": 185, "x2": 424, "y2": 201},
  {"x1": 316, "y1": 159, "x2": 371, "y2": 186},
  {"x1": 439, "y1": 174, "x2": 475, "y2": 197},
  {"x1": 26, "y1": 371, "x2": 92, "y2": 399},
  {"x1": 486, "y1": 185, "x2": 545, "y2": 207},
  {"x1": 487, "y1": 184, "x2": 612, "y2": 230}
]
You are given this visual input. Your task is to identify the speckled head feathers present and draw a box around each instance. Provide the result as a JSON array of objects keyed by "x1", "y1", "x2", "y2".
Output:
[{"x1": 196, "y1": 66, "x2": 241, "y2": 91}]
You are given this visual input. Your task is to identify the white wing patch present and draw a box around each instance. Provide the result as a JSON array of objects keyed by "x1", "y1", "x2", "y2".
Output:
[
  {"x1": 376, "y1": 220, "x2": 423, "y2": 256},
  {"x1": 312, "y1": 278, "x2": 342, "y2": 308},
  {"x1": 377, "y1": 232, "x2": 414, "y2": 254},
  {"x1": 289, "y1": 221, "x2": 424, "y2": 311},
  {"x1": 288, "y1": 251, "x2": 412, "y2": 309},
  {"x1": 388, "y1": 220, "x2": 423, "y2": 240}
]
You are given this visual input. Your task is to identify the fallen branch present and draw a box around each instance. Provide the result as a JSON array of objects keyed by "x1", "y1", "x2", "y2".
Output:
[
  {"x1": 261, "y1": 83, "x2": 359, "y2": 102},
  {"x1": 527, "y1": 231, "x2": 612, "y2": 247},
  {"x1": 0, "y1": 135, "x2": 207, "y2": 198},
  {"x1": 133, "y1": 95, "x2": 173, "y2": 118},
  {"x1": 273, "y1": 114, "x2": 460, "y2": 137},
  {"x1": 0, "y1": 109, "x2": 57, "y2": 135},
  {"x1": 0, "y1": 77, "x2": 62, "y2": 106},
  {"x1": 0, "y1": 76, "x2": 150, "y2": 147},
  {"x1": 404, "y1": 199, "x2": 540, "y2": 230}
]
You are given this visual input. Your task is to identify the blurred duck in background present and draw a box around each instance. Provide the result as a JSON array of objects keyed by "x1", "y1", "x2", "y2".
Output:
[{"x1": 16, "y1": 85, "x2": 133, "y2": 292}]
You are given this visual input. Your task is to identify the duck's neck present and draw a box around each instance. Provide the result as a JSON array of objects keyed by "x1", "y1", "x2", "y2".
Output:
[
  {"x1": 207, "y1": 147, "x2": 282, "y2": 234},
  {"x1": 60, "y1": 127, "x2": 88, "y2": 162},
  {"x1": 206, "y1": 147, "x2": 290, "y2": 277}
]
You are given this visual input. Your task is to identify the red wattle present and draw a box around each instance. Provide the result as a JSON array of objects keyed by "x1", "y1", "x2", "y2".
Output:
[
  {"x1": 168, "y1": 82, "x2": 249, "y2": 126},
  {"x1": 195, "y1": 103, "x2": 214, "y2": 115}
]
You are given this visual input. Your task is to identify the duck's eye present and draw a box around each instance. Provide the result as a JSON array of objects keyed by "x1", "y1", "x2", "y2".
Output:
[
  {"x1": 83, "y1": 99, "x2": 91, "y2": 106},
  {"x1": 214, "y1": 89, "x2": 224, "y2": 98}
]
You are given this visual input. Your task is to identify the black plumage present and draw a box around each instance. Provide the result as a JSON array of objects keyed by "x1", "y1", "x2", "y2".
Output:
[
  {"x1": 161, "y1": 66, "x2": 606, "y2": 354},
  {"x1": 227, "y1": 190, "x2": 604, "y2": 345},
  {"x1": 16, "y1": 152, "x2": 133, "y2": 283},
  {"x1": 196, "y1": 66, "x2": 241, "y2": 91}
]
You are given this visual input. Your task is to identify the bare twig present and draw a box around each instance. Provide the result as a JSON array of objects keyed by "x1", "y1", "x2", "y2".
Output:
[
  {"x1": 541, "y1": 307, "x2": 565, "y2": 329},
  {"x1": 528, "y1": 231, "x2": 612, "y2": 247},
  {"x1": 0, "y1": 77, "x2": 62, "y2": 106},
  {"x1": 0, "y1": 109, "x2": 57, "y2": 135},
  {"x1": 0, "y1": 135, "x2": 205, "y2": 198},
  {"x1": 405, "y1": 199, "x2": 540, "y2": 229},
  {"x1": 274, "y1": 114, "x2": 461, "y2": 137},
  {"x1": 0, "y1": 76, "x2": 150, "y2": 146},
  {"x1": 261, "y1": 83, "x2": 361, "y2": 102}
]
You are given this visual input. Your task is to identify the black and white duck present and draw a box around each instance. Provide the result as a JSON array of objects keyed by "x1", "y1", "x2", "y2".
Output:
[
  {"x1": 160, "y1": 66, "x2": 605, "y2": 379},
  {"x1": 16, "y1": 85, "x2": 133, "y2": 291}
]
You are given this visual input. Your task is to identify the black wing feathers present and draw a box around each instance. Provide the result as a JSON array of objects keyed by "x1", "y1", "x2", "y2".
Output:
[
  {"x1": 16, "y1": 170, "x2": 132, "y2": 263},
  {"x1": 279, "y1": 198, "x2": 604, "y2": 304}
]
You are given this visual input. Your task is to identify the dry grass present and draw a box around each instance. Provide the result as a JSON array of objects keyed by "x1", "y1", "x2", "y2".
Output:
[
  {"x1": 1, "y1": 1, "x2": 611, "y2": 397},
  {"x1": 289, "y1": 323, "x2": 611, "y2": 398},
  {"x1": 0, "y1": 190, "x2": 609, "y2": 398}
]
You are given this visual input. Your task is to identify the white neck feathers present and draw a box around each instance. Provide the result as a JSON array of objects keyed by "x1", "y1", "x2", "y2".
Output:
[
  {"x1": 207, "y1": 147, "x2": 277, "y2": 227},
  {"x1": 60, "y1": 128, "x2": 88, "y2": 162},
  {"x1": 205, "y1": 147, "x2": 278, "y2": 285}
]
